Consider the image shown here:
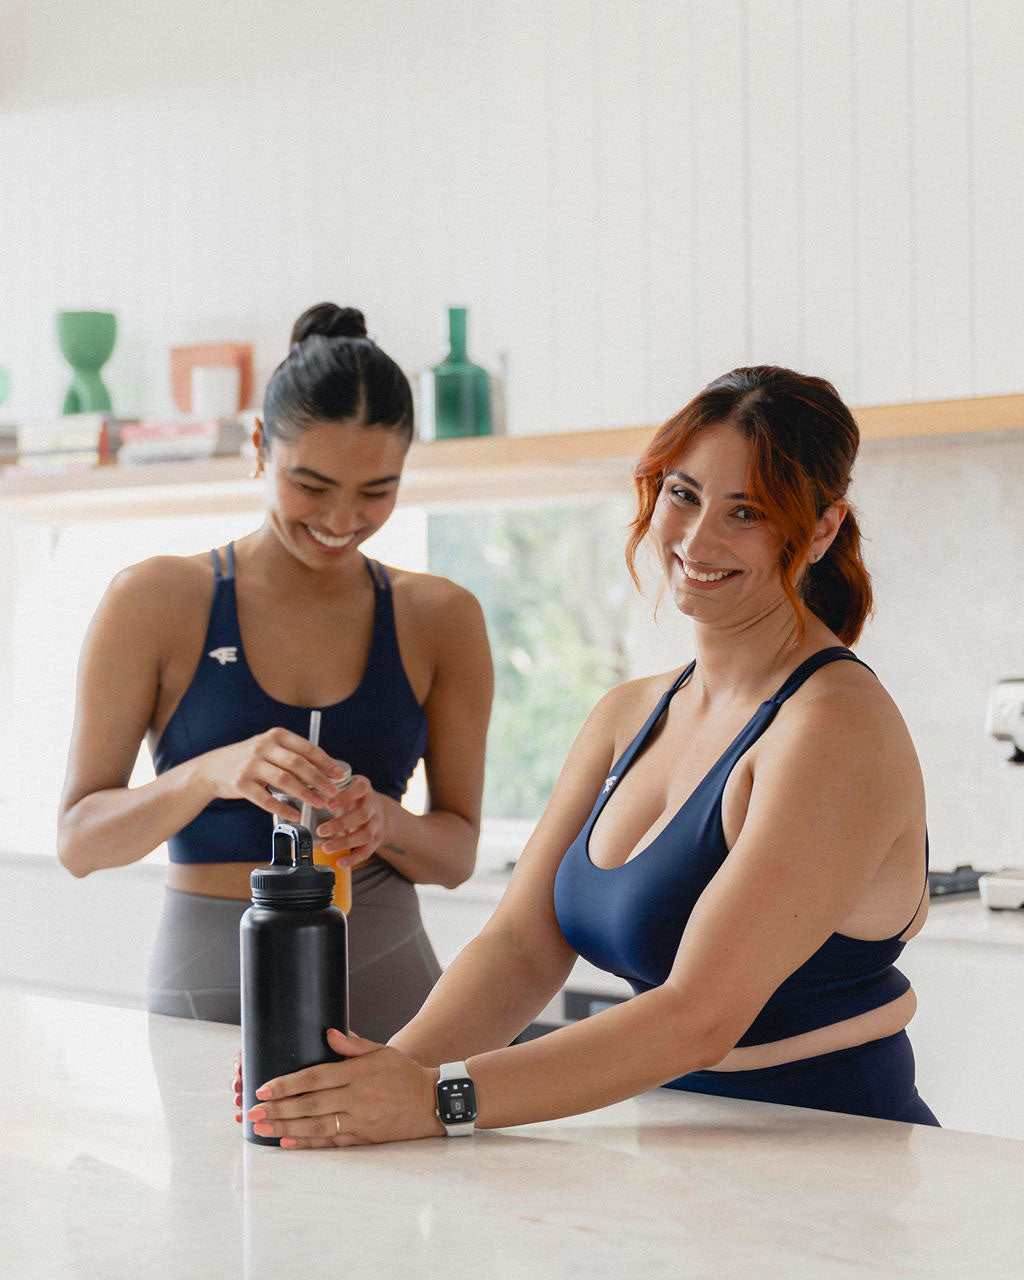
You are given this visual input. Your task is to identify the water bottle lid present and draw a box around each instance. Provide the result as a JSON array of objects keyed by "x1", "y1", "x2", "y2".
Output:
[{"x1": 250, "y1": 823, "x2": 335, "y2": 908}]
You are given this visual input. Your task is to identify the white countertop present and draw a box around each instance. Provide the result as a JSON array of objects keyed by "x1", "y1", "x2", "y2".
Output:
[
  {"x1": 910, "y1": 894, "x2": 1024, "y2": 946},
  {"x1": 1, "y1": 989, "x2": 1022, "y2": 1279}
]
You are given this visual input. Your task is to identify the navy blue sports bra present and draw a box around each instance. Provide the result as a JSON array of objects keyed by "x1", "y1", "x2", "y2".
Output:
[
  {"x1": 553, "y1": 647, "x2": 927, "y2": 1048},
  {"x1": 153, "y1": 545, "x2": 428, "y2": 864}
]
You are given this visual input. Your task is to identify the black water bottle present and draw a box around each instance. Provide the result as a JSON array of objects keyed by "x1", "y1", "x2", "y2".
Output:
[{"x1": 240, "y1": 822, "x2": 349, "y2": 1146}]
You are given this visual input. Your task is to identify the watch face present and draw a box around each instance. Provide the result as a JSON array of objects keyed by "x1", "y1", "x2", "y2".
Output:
[{"x1": 437, "y1": 1077, "x2": 477, "y2": 1125}]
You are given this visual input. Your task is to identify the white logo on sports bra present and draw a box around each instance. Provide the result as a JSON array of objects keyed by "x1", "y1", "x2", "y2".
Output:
[
  {"x1": 208, "y1": 646, "x2": 238, "y2": 666},
  {"x1": 602, "y1": 775, "x2": 617, "y2": 794}
]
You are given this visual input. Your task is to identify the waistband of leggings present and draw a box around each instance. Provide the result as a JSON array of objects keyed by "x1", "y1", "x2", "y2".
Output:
[{"x1": 162, "y1": 857, "x2": 397, "y2": 903}]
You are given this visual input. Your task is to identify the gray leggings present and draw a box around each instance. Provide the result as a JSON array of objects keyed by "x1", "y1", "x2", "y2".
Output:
[{"x1": 147, "y1": 860, "x2": 442, "y2": 1043}]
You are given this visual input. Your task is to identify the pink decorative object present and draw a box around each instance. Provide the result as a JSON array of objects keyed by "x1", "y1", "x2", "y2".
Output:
[{"x1": 170, "y1": 343, "x2": 253, "y2": 415}]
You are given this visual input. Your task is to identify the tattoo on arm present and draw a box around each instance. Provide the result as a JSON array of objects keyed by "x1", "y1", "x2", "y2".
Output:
[{"x1": 380, "y1": 843, "x2": 406, "y2": 858}]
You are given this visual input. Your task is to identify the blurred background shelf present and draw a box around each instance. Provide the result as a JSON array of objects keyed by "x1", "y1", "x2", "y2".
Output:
[{"x1": 1, "y1": 392, "x2": 1022, "y2": 521}]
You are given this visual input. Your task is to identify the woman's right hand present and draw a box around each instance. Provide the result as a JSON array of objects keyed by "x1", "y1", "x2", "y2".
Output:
[{"x1": 199, "y1": 727, "x2": 350, "y2": 821}]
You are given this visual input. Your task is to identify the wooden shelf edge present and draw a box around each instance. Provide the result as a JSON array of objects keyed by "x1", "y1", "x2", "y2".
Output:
[
  {"x1": 854, "y1": 393, "x2": 1024, "y2": 439},
  {"x1": 2, "y1": 394, "x2": 1021, "y2": 520}
]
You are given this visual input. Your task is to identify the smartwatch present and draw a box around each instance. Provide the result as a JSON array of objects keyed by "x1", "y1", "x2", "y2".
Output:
[{"x1": 435, "y1": 1061, "x2": 477, "y2": 1136}]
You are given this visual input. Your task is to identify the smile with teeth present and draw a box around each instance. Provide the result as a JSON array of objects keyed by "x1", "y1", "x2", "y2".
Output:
[
  {"x1": 680, "y1": 560, "x2": 738, "y2": 583},
  {"x1": 304, "y1": 525, "x2": 355, "y2": 549}
]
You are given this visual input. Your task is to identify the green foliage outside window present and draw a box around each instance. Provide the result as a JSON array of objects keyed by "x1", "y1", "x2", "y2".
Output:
[{"x1": 428, "y1": 502, "x2": 634, "y2": 818}]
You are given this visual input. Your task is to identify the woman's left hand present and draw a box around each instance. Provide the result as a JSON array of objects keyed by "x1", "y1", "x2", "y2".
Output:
[
  {"x1": 245, "y1": 1029, "x2": 445, "y2": 1147},
  {"x1": 315, "y1": 775, "x2": 386, "y2": 866}
]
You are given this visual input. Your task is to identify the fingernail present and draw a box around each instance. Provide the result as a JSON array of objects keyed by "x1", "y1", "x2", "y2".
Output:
[
  {"x1": 255, "y1": 1085, "x2": 273, "y2": 1100},
  {"x1": 253, "y1": 1123, "x2": 274, "y2": 1137},
  {"x1": 281, "y1": 1138, "x2": 297, "y2": 1149},
  {"x1": 247, "y1": 1107, "x2": 266, "y2": 1121}
]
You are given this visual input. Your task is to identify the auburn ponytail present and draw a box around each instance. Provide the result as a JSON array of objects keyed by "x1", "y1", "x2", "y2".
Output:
[{"x1": 801, "y1": 506, "x2": 873, "y2": 645}]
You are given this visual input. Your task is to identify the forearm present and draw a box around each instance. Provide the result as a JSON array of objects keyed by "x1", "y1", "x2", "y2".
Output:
[
  {"x1": 373, "y1": 796, "x2": 478, "y2": 888},
  {"x1": 57, "y1": 757, "x2": 215, "y2": 877},
  {"x1": 390, "y1": 925, "x2": 573, "y2": 1065},
  {"x1": 465, "y1": 986, "x2": 724, "y2": 1130}
]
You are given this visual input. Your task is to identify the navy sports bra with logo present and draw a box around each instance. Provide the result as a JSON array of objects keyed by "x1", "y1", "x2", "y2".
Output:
[
  {"x1": 553, "y1": 647, "x2": 927, "y2": 1048},
  {"x1": 153, "y1": 545, "x2": 428, "y2": 864}
]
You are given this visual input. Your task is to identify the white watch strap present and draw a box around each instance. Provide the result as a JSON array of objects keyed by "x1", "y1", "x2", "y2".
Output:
[{"x1": 437, "y1": 1061, "x2": 475, "y2": 1136}]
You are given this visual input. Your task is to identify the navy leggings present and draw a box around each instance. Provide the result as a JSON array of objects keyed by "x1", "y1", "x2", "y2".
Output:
[{"x1": 669, "y1": 1030, "x2": 939, "y2": 1126}]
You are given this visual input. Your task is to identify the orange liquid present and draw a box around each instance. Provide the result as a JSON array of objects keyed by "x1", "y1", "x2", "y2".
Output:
[{"x1": 312, "y1": 843, "x2": 352, "y2": 913}]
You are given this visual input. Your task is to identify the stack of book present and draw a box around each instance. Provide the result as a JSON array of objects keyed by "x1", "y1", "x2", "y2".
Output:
[
  {"x1": 8, "y1": 414, "x2": 133, "y2": 474},
  {"x1": 0, "y1": 424, "x2": 17, "y2": 470},
  {"x1": 117, "y1": 418, "x2": 248, "y2": 465}
]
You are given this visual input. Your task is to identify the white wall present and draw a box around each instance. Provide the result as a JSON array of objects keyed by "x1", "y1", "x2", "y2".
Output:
[
  {"x1": 1, "y1": 0, "x2": 1022, "y2": 433},
  {"x1": 853, "y1": 428, "x2": 1024, "y2": 874}
]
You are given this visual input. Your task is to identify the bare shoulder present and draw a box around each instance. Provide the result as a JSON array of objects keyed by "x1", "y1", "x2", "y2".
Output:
[
  {"x1": 582, "y1": 667, "x2": 689, "y2": 757},
  {"x1": 788, "y1": 655, "x2": 913, "y2": 741},
  {"x1": 382, "y1": 564, "x2": 486, "y2": 631},
  {"x1": 767, "y1": 654, "x2": 923, "y2": 798},
  {"x1": 100, "y1": 551, "x2": 214, "y2": 631}
]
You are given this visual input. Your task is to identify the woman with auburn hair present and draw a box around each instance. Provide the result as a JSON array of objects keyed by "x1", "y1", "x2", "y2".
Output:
[{"x1": 239, "y1": 366, "x2": 938, "y2": 1148}]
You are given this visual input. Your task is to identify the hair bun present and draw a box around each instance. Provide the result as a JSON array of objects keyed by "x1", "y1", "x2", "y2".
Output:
[{"x1": 290, "y1": 302, "x2": 369, "y2": 348}]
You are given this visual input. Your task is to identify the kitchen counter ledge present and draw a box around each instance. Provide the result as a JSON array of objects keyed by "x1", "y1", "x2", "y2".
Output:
[{"x1": 0, "y1": 989, "x2": 1021, "y2": 1279}]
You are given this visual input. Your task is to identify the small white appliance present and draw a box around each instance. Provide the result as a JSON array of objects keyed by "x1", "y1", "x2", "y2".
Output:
[{"x1": 980, "y1": 676, "x2": 1024, "y2": 910}]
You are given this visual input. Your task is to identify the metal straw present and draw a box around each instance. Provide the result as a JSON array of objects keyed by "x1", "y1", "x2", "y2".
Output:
[{"x1": 300, "y1": 709, "x2": 322, "y2": 831}]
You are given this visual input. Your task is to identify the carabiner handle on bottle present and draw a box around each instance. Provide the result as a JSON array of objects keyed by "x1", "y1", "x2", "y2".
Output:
[{"x1": 271, "y1": 821, "x2": 315, "y2": 868}]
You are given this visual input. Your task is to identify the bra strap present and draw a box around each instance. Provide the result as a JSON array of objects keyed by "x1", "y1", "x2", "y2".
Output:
[
  {"x1": 210, "y1": 543, "x2": 236, "y2": 581},
  {"x1": 769, "y1": 646, "x2": 869, "y2": 706},
  {"x1": 365, "y1": 557, "x2": 390, "y2": 592},
  {"x1": 608, "y1": 661, "x2": 697, "y2": 782},
  {"x1": 894, "y1": 832, "x2": 931, "y2": 941}
]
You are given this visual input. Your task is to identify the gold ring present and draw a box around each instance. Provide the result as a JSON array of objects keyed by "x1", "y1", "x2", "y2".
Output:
[{"x1": 334, "y1": 1112, "x2": 341, "y2": 1135}]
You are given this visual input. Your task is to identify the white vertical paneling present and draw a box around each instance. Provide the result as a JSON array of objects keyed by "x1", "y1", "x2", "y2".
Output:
[
  {"x1": 687, "y1": 0, "x2": 749, "y2": 382},
  {"x1": 98, "y1": 105, "x2": 150, "y2": 414},
  {"x1": 642, "y1": 0, "x2": 697, "y2": 422},
  {"x1": 970, "y1": 0, "x2": 1024, "y2": 395},
  {"x1": 592, "y1": 0, "x2": 647, "y2": 428},
  {"x1": 486, "y1": 1, "x2": 553, "y2": 437},
  {"x1": 128, "y1": 101, "x2": 181, "y2": 412},
  {"x1": 746, "y1": 0, "x2": 804, "y2": 371},
  {"x1": 0, "y1": 0, "x2": 1019, "y2": 427},
  {"x1": 13, "y1": 112, "x2": 69, "y2": 417},
  {"x1": 0, "y1": 115, "x2": 11, "y2": 390},
  {"x1": 851, "y1": 1, "x2": 915, "y2": 404},
  {"x1": 799, "y1": 0, "x2": 859, "y2": 399},
  {"x1": 545, "y1": 1, "x2": 603, "y2": 432},
  {"x1": 910, "y1": 0, "x2": 973, "y2": 399}
]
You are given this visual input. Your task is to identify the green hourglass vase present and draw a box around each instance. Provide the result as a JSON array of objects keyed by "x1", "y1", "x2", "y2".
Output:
[
  {"x1": 429, "y1": 307, "x2": 491, "y2": 439},
  {"x1": 57, "y1": 311, "x2": 117, "y2": 414}
]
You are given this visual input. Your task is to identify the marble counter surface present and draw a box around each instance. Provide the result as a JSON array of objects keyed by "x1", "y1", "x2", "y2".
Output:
[{"x1": 1, "y1": 990, "x2": 1022, "y2": 1279}]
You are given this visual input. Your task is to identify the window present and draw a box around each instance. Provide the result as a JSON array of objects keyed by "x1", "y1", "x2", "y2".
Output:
[{"x1": 1, "y1": 493, "x2": 690, "y2": 862}]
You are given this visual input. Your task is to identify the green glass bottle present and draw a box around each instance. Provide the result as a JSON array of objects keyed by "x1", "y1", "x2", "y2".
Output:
[{"x1": 428, "y1": 307, "x2": 491, "y2": 439}]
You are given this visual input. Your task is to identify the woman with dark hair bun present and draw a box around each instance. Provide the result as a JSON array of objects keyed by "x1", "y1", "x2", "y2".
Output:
[
  {"x1": 58, "y1": 303, "x2": 493, "y2": 1041},
  {"x1": 240, "y1": 365, "x2": 938, "y2": 1148}
]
